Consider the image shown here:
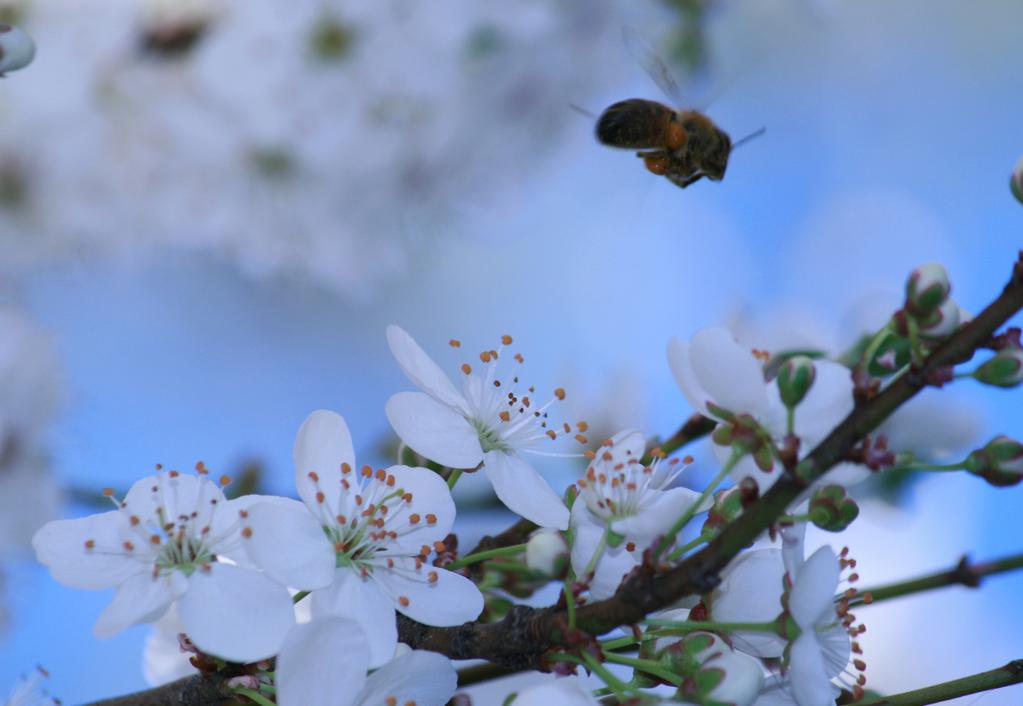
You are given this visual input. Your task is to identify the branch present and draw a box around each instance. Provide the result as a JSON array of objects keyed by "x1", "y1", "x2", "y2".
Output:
[
  {"x1": 399, "y1": 253, "x2": 1023, "y2": 662},
  {"x1": 83, "y1": 676, "x2": 226, "y2": 706},
  {"x1": 851, "y1": 551, "x2": 1023, "y2": 607},
  {"x1": 856, "y1": 659, "x2": 1023, "y2": 706}
]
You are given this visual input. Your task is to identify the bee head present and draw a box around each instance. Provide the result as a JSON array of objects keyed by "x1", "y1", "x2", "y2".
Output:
[{"x1": 703, "y1": 128, "x2": 732, "y2": 181}]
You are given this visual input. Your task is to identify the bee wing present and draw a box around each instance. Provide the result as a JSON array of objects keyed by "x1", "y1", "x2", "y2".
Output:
[{"x1": 622, "y1": 26, "x2": 686, "y2": 107}]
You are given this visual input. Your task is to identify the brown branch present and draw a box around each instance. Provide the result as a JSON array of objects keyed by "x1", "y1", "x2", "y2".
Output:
[
  {"x1": 83, "y1": 676, "x2": 228, "y2": 706},
  {"x1": 856, "y1": 659, "x2": 1023, "y2": 706}
]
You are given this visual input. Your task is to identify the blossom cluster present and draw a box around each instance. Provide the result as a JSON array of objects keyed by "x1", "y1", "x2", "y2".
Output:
[{"x1": 27, "y1": 262, "x2": 1023, "y2": 705}]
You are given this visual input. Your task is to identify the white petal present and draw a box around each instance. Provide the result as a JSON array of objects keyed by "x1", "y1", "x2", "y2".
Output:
[
  {"x1": 125, "y1": 473, "x2": 228, "y2": 531},
  {"x1": 242, "y1": 499, "x2": 336, "y2": 590},
  {"x1": 294, "y1": 410, "x2": 357, "y2": 511},
  {"x1": 789, "y1": 633, "x2": 837, "y2": 706},
  {"x1": 792, "y1": 360, "x2": 853, "y2": 446},
  {"x1": 820, "y1": 461, "x2": 871, "y2": 487},
  {"x1": 514, "y1": 678, "x2": 601, "y2": 706},
  {"x1": 605, "y1": 428, "x2": 647, "y2": 458},
  {"x1": 311, "y1": 567, "x2": 397, "y2": 668},
  {"x1": 143, "y1": 604, "x2": 196, "y2": 687},
  {"x1": 386, "y1": 325, "x2": 470, "y2": 412},
  {"x1": 94, "y1": 571, "x2": 187, "y2": 637},
  {"x1": 780, "y1": 522, "x2": 807, "y2": 580},
  {"x1": 373, "y1": 558, "x2": 483, "y2": 626},
  {"x1": 710, "y1": 549, "x2": 786, "y2": 658},
  {"x1": 569, "y1": 502, "x2": 606, "y2": 578},
  {"x1": 385, "y1": 465, "x2": 456, "y2": 554},
  {"x1": 789, "y1": 547, "x2": 840, "y2": 629},
  {"x1": 482, "y1": 451, "x2": 568, "y2": 530},
  {"x1": 588, "y1": 544, "x2": 641, "y2": 600},
  {"x1": 386, "y1": 392, "x2": 483, "y2": 469},
  {"x1": 705, "y1": 649, "x2": 765, "y2": 706},
  {"x1": 612, "y1": 487, "x2": 705, "y2": 540},
  {"x1": 32, "y1": 512, "x2": 144, "y2": 589},
  {"x1": 356, "y1": 650, "x2": 456, "y2": 706},
  {"x1": 177, "y1": 562, "x2": 295, "y2": 662},
  {"x1": 751, "y1": 682, "x2": 799, "y2": 706},
  {"x1": 667, "y1": 337, "x2": 713, "y2": 418},
  {"x1": 276, "y1": 617, "x2": 368, "y2": 706},
  {"x1": 689, "y1": 328, "x2": 769, "y2": 417}
]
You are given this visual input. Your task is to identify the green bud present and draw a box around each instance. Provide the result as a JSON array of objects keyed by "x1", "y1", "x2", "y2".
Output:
[
  {"x1": 918, "y1": 297, "x2": 963, "y2": 340},
  {"x1": 1012, "y1": 155, "x2": 1023, "y2": 205},
  {"x1": 777, "y1": 355, "x2": 816, "y2": 408},
  {"x1": 972, "y1": 348, "x2": 1023, "y2": 388},
  {"x1": 965, "y1": 435, "x2": 1023, "y2": 487},
  {"x1": 808, "y1": 485, "x2": 860, "y2": 531},
  {"x1": 703, "y1": 487, "x2": 747, "y2": 535},
  {"x1": 905, "y1": 263, "x2": 951, "y2": 318},
  {"x1": 524, "y1": 529, "x2": 569, "y2": 578}
]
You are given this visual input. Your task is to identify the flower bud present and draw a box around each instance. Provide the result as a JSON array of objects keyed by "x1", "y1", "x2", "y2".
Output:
[
  {"x1": 808, "y1": 485, "x2": 860, "y2": 531},
  {"x1": 972, "y1": 348, "x2": 1023, "y2": 388},
  {"x1": 905, "y1": 263, "x2": 951, "y2": 318},
  {"x1": 524, "y1": 528, "x2": 568, "y2": 578},
  {"x1": 918, "y1": 297, "x2": 962, "y2": 340},
  {"x1": 776, "y1": 356, "x2": 816, "y2": 408},
  {"x1": 965, "y1": 435, "x2": 1023, "y2": 487},
  {"x1": 695, "y1": 649, "x2": 764, "y2": 706},
  {"x1": 0, "y1": 24, "x2": 35, "y2": 74},
  {"x1": 1011, "y1": 155, "x2": 1023, "y2": 205}
]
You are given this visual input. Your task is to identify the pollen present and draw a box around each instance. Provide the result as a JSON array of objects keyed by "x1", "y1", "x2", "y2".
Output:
[
  {"x1": 316, "y1": 491, "x2": 326, "y2": 504},
  {"x1": 554, "y1": 388, "x2": 566, "y2": 400},
  {"x1": 499, "y1": 411, "x2": 510, "y2": 422},
  {"x1": 448, "y1": 339, "x2": 461, "y2": 348},
  {"x1": 575, "y1": 434, "x2": 588, "y2": 444},
  {"x1": 409, "y1": 513, "x2": 420, "y2": 524},
  {"x1": 241, "y1": 527, "x2": 253, "y2": 538},
  {"x1": 341, "y1": 463, "x2": 351, "y2": 474},
  {"x1": 361, "y1": 465, "x2": 373, "y2": 477},
  {"x1": 428, "y1": 571, "x2": 438, "y2": 583},
  {"x1": 102, "y1": 488, "x2": 114, "y2": 497},
  {"x1": 398, "y1": 596, "x2": 410, "y2": 607},
  {"x1": 84, "y1": 539, "x2": 95, "y2": 550},
  {"x1": 461, "y1": 363, "x2": 472, "y2": 375},
  {"x1": 546, "y1": 430, "x2": 557, "y2": 440},
  {"x1": 514, "y1": 353, "x2": 524, "y2": 363},
  {"x1": 480, "y1": 351, "x2": 492, "y2": 363},
  {"x1": 577, "y1": 421, "x2": 589, "y2": 432},
  {"x1": 425, "y1": 513, "x2": 437, "y2": 525},
  {"x1": 308, "y1": 471, "x2": 320, "y2": 482},
  {"x1": 219, "y1": 475, "x2": 231, "y2": 487}
]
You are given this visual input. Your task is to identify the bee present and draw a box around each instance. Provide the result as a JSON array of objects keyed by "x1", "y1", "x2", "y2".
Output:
[{"x1": 594, "y1": 29, "x2": 763, "y2": 189}]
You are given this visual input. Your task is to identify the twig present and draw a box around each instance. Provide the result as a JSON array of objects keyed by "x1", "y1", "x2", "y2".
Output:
[{"x1": 856, "y1": 659, "x2": 1023, "y2": 706}]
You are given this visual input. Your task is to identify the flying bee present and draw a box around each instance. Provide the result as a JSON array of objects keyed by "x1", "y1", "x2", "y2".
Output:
[{"x1": 594, "y1": 29, "x2": 763, "y2": 189}]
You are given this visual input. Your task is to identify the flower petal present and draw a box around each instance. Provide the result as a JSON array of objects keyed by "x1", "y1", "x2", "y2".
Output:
[
  {"x1": 94, "y1": 570, "x2": 187, "y2": 637},
  {"x1": 514, "y1": 678, "x2": 601, "y2": 706},
  {"x1": 242, "y1": 498, "x2": 336, "y2": 590},
  {"x1": 604, "y1": 428, "x2": 647, "y2": 458},
  {"x1": 386, "y1": 392, "x2": 483, "y2": 469},
  {"x1": 612, "y1": 487, "x2": 706, "y2": 540},
  {"x1": 482, "y1": 451, "x2": 568, "y2": 530},
  {"x1": 589, "y1": 544, "x2": 641, "y2": 600},
  {"x1": 668, "y1": 337, "x2": 713, "y2": 418},
  {"x1": 356, "y1": 650, "x2": 456, "y2": 706},
  {"x1": 689, "y1": 328, "x2": 769, "y2": 417},
  {"x1": 789, "y1": 632, "x2": 838, "y2": 706},
  {"x1": 276, "y1": 617, "x2": 368, "y2": 706},
  {"x1": 177, "y1": 562, "x2": 295, "y2": 662},
  {"x1": 821, "y1": 461, "x2": 871, "y2": 487},
  {"x1": 569, "y1": 502, "x2": 606, "y2": 578},
  {"x1": 789, "y1": 547, "x2": 840, "y2": 629},
  {"x1": 387, "y1": 325, "x2": 470, "y2": 413},
  {"x1": 373, "y1": 558, "x2": 483, "y2": 626},
  {"x1": 710, "y1": 549, "x2": 786, "y2": 658},
  {"x1": 32, "y1": 512, "x2": 145, "y2": 590},
  {"x1": 792, "y1": 360, "x2": 853, "y2": 446},
  {"x1": 385, "y1": 465, "x2": 456, "y2": 554},
  {"x1": 310, "y1": 567, "x2": 397, "y2": 668},
  {"x1": 294, "y1": 410, "x2": 357, "y2": 511}
]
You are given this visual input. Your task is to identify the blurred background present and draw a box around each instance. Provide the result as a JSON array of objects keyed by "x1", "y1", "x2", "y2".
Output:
[{"x1": 1, "y1": 0, "x2": 1021, "y2": 703}]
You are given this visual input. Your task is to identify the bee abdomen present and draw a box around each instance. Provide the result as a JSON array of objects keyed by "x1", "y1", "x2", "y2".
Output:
[{"x1": 595, "y1": 99, "x2": 673, "y2": 149}]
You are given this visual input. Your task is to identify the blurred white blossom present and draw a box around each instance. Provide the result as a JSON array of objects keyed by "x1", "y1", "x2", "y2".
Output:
[{"x1": 0, "y1": 0, "x2": 619, "y2": 298}]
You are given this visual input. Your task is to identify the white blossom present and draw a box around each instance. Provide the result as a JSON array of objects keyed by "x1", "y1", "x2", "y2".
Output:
[
  {"x1": 386, "y1": 325, "x2": 583, "y2": 529},
  {"x1": 3, "y1": 667, "x2": 58, "y2": 706},
  {"x1": 32, "y1": 469, "x2": 294, "y2": 662},
  {"x1": 276, "y1": 617, "x2": 456, "y2": 706},
  {"x1": 241, "y1": 409, "x2": 483, "y2": 667}
]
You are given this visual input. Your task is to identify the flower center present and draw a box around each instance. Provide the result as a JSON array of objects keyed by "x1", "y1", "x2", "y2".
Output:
[{"x1": 576, "y1": 440, "x2": 689, "y2": 522}]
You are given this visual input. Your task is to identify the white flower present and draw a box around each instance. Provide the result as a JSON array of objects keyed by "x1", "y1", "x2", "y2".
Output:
[
  {"x1": 241, "y1": 410, "x2": 483, "y2": 667},
  {"x1": 276, "y1": 617, "x2": 456, "y2": 706},
  {"x1": 4, "y1": 667, "x2": 58, "y2": 706},
  {"x1": 31, "y1": 469, "x2": 294, "y2": 662},
  {"x1": 511, "y1": 678, "x2": 600, "y2": 706},
  {"x1": 654, "y1": 628, "x2": 764, "y2": 706},
  {"x1": 668, "y1": 327, "x2": 869, "y2": 493},
  {"x1": 525, "y1": 528, "x2": 568, "y2": 576},
  {"x1": 386, "y1": 325, "x2": 583, "y2": 529},
  {"x1": 570, "y1": 430, "x2": 705, "y2": 598},
  {"x1": 142, "y1": 604, "x2": 196, "y2": 687},
  {"x1": 785, "y1": 547, "x2": 855, "y2": 706}
]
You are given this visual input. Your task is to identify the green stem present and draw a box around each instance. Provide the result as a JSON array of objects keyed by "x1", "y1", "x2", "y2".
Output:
[
  {"x1": 856, "y1": 659, "x2": 1023, "y2": 706},
  {"x1": 908, "y1": 461, "x2": 966, "y2": 472},
  {"x1": 850, "y1": 552, "x2": 1023, "y2": 607},
  {"x1": 445, "y1": 543, "x2": 527, "y2": 570},
  {"x1": 582, "y1": 527, "x2": 609, "y2": 579},
  {"x1": 446, "y1": 468, "x2": 463, "y2": 490},
  {"x1": 600, "y1": 634, "x2": 644, "y2": 651},
  {"x1": 603, "y1": 652, "x2": 683, "y2": 686},
  {"x1": 856, "y1": 322, "x2": 894, "y2": 375},
  {"x1": 654, "y1": 451, "x2": 740, "y2": 559},
  {"x1": 292, "y1": 590, "x2": 309, "y2": 604},
  {"x1": 786, "y1": 406, "x2": 795, "y2": 437},
  {"x1": 582, "y1": 651, "x2": 634, "y2": 699},
  {"x1": 564, "y1": 577, "x2": 578, "y2": 629},
  {"x1": 666, "y1": 532, "x2": 713, "y2": 561},
  {"x1": 232, "y1": 688, "x2": 277, "y2": 706},
  {"x1": 642, "y1": 618, "x2": 778, "y2": 633}
]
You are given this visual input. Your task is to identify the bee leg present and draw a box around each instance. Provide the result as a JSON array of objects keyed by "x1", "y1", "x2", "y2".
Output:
[
  {"x1": 667, "y1": 171, "x2": 706, "y2": 189},
  {"x1": 637, "y1": 150, "x2": 670, "y2": 176}
]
